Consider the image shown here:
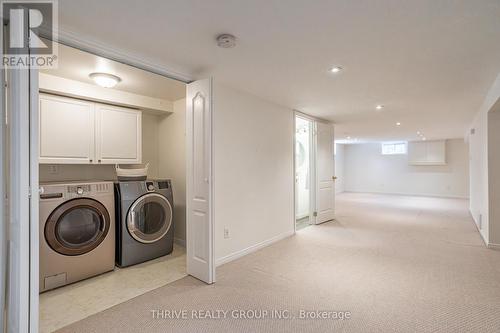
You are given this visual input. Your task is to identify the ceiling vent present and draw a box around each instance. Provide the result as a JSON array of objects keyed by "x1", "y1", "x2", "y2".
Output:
[{"x1": 216, "y1": 34, "x2": 236, "y2": 48}]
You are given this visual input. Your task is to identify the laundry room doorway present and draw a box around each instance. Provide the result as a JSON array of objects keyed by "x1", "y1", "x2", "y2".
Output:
[
  {"x1": 294, "y1": 112, "x2": 336, "y2": 232},
  {"x1": 2, "y1": 28, "x2": 215, "y2": 333},
  {"x1": 295, "y1": 115, "x2": 314, "y2": 230}
]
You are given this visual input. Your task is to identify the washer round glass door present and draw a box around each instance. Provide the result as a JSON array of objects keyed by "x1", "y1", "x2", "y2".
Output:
[
  {"x1": 45, "y1": 198, "x2": 110, "y2": 256},
  {"x1": 127, "y1": 193, "x2": 172, "y2": 243}
]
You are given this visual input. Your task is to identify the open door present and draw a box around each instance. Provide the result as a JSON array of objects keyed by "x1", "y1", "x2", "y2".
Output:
[
  {"x1": 186, "y1": 78, "x2": 215, "y2": 284},
  {"x1": 2, "y1": 17, "x2": 40, "y2": 333},
  {"x1": 314, "y1": 122, "x2": 335, "y2": 224}
]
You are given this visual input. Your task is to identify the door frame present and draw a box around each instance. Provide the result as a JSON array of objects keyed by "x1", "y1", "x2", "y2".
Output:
[
  {"x1": 293, "y1": 111, "x2": 335, "y2": 231},
  {"x1": 5, "y1": 38, "x2": 215, "y2": 333},
  {"x1": 294, "y1": 112, "x2": 316, "y2": 232}
]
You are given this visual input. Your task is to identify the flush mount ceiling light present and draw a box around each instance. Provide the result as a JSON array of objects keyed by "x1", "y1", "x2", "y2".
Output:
[
  {"x1": 216, "y1": 34, "x2": 237, "y2": 48},
  {"x1": 89, "y1": 72, "x2": 121, "y2": 88},
  {"x1": 376, "y1": 105, "x2": 384, "y2": 110},
  {"x1": 329, "y1": 66, "x2": 342, "y2": 73}
]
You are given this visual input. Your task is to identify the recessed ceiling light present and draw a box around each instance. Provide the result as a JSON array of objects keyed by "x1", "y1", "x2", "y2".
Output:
[
  {"x1": 396, "y1": 122, "x2": 401, "y2": 126},
  {"x1": 89, "y1": 72, "x2": 121, "y2": 88},
  {"x1": 376, "y1": 105, "x2": 384, "y2": 110},
  {"x1": 346, "y1": 136, "x2": 351, "y2": 140},
  {"x1": 417, "y1": 131, "x2": 421, "y2": 135},
  {"x1": 330, "y1": 66, "x2": 342, "y2": 73},
  {"x1": 422, "y1": 137, "x2": 427, "y2": 141}
]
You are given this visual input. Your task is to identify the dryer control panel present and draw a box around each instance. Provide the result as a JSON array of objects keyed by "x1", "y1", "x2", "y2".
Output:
[{"x1": 146, "y1": 181, "x2": 155, "y2": 192}]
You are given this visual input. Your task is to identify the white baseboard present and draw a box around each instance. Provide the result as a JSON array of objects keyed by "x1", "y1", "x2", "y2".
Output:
[
  {"x1": 487, "y1": 243, "x2": 500, "y2": 251},
  {"x1": 215, "y1": 230, "x2": 295, "y2": 267},
  {"x1": 469, "y1": 210, "x2": 489, "y2": 247},
  {"x1": 174, "y1": 237, "x2": 186, "y2": 248}
]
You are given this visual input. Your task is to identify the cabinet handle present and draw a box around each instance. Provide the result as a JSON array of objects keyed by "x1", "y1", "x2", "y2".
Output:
[
  {"x1": 89, "y1": 159, "x2": 93, "y2": 163},
  {"x1": 98, "y1": 159, "x2": 101, "y2": 163}
]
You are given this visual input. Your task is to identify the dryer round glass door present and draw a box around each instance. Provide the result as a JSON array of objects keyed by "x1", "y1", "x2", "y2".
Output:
[
  {"x1": 45, "y1": 198, "x2": 111, "y2": 256},
  {"x1": 126, "y1": 193, "x2": 173, "y2": 243}
]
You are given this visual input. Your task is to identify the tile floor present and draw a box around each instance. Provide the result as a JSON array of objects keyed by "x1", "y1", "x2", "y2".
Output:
[
  {"x1": 40, "y1": 244, "x2": 186, "y2": 333},
  {"x1": 295, "y1": 216, "x2": 311, "y2": 230}
]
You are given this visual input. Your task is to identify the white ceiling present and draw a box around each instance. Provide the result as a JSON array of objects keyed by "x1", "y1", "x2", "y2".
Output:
[
  {"x1": 56, "y1": 0, "x2": 500, "y2": 141},
  {"x1": 42, "y1": 42, "x2": 185, "y2": 101}
]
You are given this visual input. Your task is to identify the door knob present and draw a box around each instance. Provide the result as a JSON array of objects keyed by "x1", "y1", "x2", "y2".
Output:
[{"x1": 332, "y1": 176, "x2": 337, "y2": 181}]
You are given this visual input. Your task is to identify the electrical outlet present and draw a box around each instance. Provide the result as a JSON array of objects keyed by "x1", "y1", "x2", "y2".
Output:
[
  {"x1": 48, "y1": 165, "x2": 59, "y2": 174},
  {"x1": 224, "y1": 227, "x2": 230, "y2": 239}
]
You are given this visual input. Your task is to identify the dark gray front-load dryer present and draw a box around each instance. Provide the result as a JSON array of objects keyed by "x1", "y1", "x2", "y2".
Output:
[{"x1": 114, "y1": 180, "x2": 174, "y2": 267}]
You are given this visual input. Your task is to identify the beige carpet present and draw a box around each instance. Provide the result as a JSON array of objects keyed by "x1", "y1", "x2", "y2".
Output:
[{"x1": 56, "y1": 193, "x2": 500, "y2": 333}]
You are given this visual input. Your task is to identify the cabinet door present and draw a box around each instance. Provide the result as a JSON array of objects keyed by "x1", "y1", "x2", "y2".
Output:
[
  {"x1": 408, "y1": 141, "x2": 427, "y2": 165},
  {"x1": 95, "y1": 104, "x2": 142, "y2": 164},
  {"x1": 427, "y1": 140, "x2": 446, "y2": 164},
  {"x1": 39, "y1": 94, "x2": 95, "y2": 164}
]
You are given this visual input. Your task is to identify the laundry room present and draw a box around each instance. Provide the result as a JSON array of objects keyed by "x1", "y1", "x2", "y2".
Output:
[{"x1": 37, "y1": 41, "x2": 188, "y2": 333}]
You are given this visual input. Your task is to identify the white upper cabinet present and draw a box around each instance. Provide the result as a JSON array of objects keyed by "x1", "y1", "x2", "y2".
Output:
[
  {"x1": 95, "y1": 104, "x2": 142, "y2": 164},
  {"x1": 39, "y1": 93, "x2": 142, "y2": 164},
  {"x1": 39, "y1": 94, "x2": 95, "y2": 164},
  {"x1": 408, "y1": 140, "x2": 446, "y2": 165}
]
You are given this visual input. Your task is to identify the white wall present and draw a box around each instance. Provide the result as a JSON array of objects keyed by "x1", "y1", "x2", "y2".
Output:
[
  {"x1": 469, "y1": 109, "x2": 489, "y2": 242},
  {"x1": 158, "y1": 99, "x2": 186, "y2": 245},
  {"x1": 334, "y1": 143, "x2": 345, "y2": 194},
  {"x1": 468, "y1": 73, "x2": 500, "y2": 246},
  {"x1": 343, "y1": 139, "x2": 469, "y2": 198},
  {"x1": 213, "y1": 83, "x2": 294, "y2": 264},
  {"x1": 488, "y1": 108, "x2": 500, "y2": 245},
  {"x1": 39, "y1": 113, "x2": 160, "y2": 182}
]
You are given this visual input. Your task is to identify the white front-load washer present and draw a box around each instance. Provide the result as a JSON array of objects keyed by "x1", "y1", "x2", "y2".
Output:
[{"x1": 39, "y1": 181, "x2": 115, "y2": 292}]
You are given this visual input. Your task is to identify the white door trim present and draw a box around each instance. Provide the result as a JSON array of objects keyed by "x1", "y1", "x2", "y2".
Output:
[
  {"x1": 0, "y1": 21, "x2": 6, "y2": 333},
  {"x1": 29, "y1": 67, "x2": 40, "y2": 333},
  {"x1": 293, "y1": 112, "x2": 318, "y2": 230}
]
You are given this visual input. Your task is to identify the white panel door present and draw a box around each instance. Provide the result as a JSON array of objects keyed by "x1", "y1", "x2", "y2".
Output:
[
  {"x1": 2, "y1": 18, "x2": 39, "y2": 333},
  {"x1": 39, "y1": 94, "x2": 95, "y2": 164},
  {"x1": 315, "y1": 122, "x2": 335, "y2": 224},
  {"x1": 186, "y1": 78, "x2": 214, "y2": 284},
  {"x1": 95, "y1": 103, "x2": 142, "y2": 164}
]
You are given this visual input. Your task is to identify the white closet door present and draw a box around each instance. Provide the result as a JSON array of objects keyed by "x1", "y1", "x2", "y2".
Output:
[
  {"x1": 95, "y1": 103, "x2": 142, "y2": 164},
  {"x1": 186, "y1": 78, "x2": 214, "y2": 284},
  {"x1": 39, "y1": 94, "x2": 95, "y2": 164},
  {"x1": 315, "y1": 122, "x2": 335, "y2": 224},
  {"x1": 3, "y1": 18, "x2": 39, "y2": 333}
]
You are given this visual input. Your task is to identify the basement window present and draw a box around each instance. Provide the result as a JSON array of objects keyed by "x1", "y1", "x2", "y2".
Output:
[{"x1": 381, "y1": 142, "x2": 407, "y2": 155}]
